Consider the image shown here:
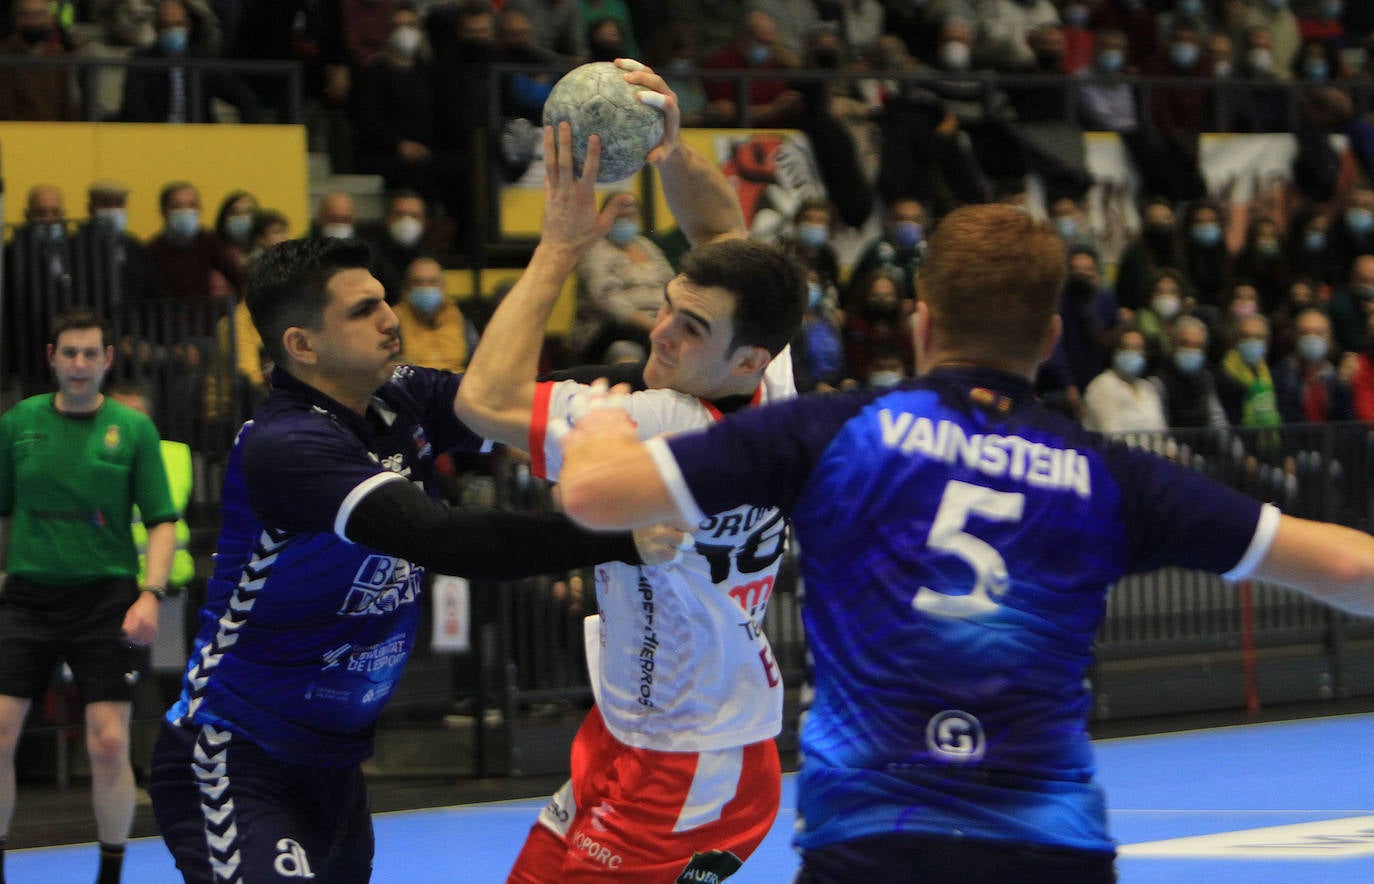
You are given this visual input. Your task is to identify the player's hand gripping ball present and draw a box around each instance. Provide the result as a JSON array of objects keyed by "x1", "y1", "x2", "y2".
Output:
[{"x1": 542, "y1": 61, "x2": 666, "y2": 183}]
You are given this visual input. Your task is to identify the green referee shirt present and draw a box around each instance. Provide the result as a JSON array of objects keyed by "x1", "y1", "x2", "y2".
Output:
[{"x1": 0, "y1": 394, "x2": 177, "y2": 585}]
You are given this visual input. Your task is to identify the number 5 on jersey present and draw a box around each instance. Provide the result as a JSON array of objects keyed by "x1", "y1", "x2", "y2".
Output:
[{"x1": 913, "y1": 480, "x2": 1024, "y2": 618}]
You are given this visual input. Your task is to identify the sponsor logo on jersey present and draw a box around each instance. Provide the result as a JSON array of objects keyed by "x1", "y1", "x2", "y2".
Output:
[
  {"x1": 925, "y1": 709, "x2": 986, "y2": 762},
  {"x1": 571, "y1": 830, "x2": 623, "y2": 869},
  {"x1": 104, "y1": 424, "x2": 121, "y2": 450},
  {"x1": 273, "y1": 837, "x2": 315, "y2": 878},
  {"x1": 637, "y1": 573, "x2": 658, "y2": 708},
  {"x1": 338, "y1": 556, "x2": 422, "y2": 616}
]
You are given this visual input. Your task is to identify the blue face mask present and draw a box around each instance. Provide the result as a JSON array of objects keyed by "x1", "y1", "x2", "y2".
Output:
[
  {"x1": 1098, "y1": 49, "x2": 1124, "y2": 73},
  {"x1": 1323, "y1": 0, "x2": 1343, "y2": 19},
  {"x1": 1305, "y1": 230, "x2": 1327, "y2": 251},
  {"x1": 807, "y1": 282, "x2": 824, "y2": 310},
  {"x1": 1174, "y1": 347, "x2": 1206, "y2": 375},
  {"x1": 1297, "y1": 333, "x2": 1329, "y2": 363},
  {"x1": 167, "y1": 208, "x2": 200, "y2": 241},
  {"x1": 893, "y1": 220, "x2": 923, "y2": 249},
  {"x1": 224, "y1": 213, "x2": 253, "y2": 244},
  {"x1": 1054, "y1": 217, "x2": 1079, "y2": 240},
  {"x1": 608, "y1": 219, "x2": 639, "y2": 246},
  {"x1": 1113, "y1": 349, "x2": 1146, "y2": 378},
  {"x1": 407, "y1": 286, "x2": 445, "y2": 315},
  {"x1": 95, "y1": 208, "x2": 127, "y2": 234},
  {"x1": 1237, "y1": 338, "x2": 1267, "y2": 366},
  {"x1": 41, "y1": 221, "x2": 65, "y2": 243},
  {"x1": 1305, "y1": 59, "x2": 1329, "y2": 82},
  {"x1": 797, "y1": 222, "x2": 829, "y2": 249},
  {"x1": 1347, "y1": 208, "x2": 1374, "y2": 235},
  {"x1": 869, "y1": 370, "x2": 902, "y2": 388},
  {"x1": 159, "y1": 26, "x2": 189, "y2": 55},
  {"x1": 1191, "y1": 222, "x2": 1222, "y2": 247},
  {"x1": 1177, "y1": 0, "x2": 1203, "y2": 14},
  {"x1": 746, "y1": 44, "x2": 771, "y2": 66},
  {"x1": 1170, "y1": 42, "x2": 1199, "y2": 70}
]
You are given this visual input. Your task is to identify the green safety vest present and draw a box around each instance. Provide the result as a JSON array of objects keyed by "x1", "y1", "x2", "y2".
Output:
[{"x1": 133, "y1": 439, "x2": 195, "y2": 588}]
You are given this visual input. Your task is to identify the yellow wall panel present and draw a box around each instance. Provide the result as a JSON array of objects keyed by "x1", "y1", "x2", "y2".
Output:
[{"x1": 1, "y1": 123, "x2": 309, "y2": 241}]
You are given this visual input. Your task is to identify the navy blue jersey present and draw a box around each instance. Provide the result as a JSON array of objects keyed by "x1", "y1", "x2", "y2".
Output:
[
  {"x1": 167, "y1": 365, "x2": 482, "y2": 767},
  {"x1": 658, "y1": 367, "x2": 1275, "y2": 853}
]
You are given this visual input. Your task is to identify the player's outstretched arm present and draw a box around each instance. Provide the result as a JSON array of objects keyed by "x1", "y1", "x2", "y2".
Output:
[
  {"x1": 559, "y1": 406, "x2": 683, "y2": 530},
  {"x1": 1250, "y1": 515, "x2": 1374, "y2": 618},
  {"x1": 455, "y1": 123, "x2": 630, "y2": 448},
  {"x1": 620, "y1": 59, "x2": 745, "y2": 246}
]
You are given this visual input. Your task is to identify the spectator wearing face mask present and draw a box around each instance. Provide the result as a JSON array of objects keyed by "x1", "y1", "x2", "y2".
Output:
[
  {"x1": 120, "y1": 0, "x2": 261, "y2": 123},
  {"x1": 973, "y1": 0, "x2": 1059, "y2": 70},
  {"x1": 790, "y1": 269, "x2": 848, "y2": 393},
  {"x1": 393, "y1": 256, "x2": 474, "y2": 373},
  {"x1": 1235, "y1": 217, "x2": 1290, "y2": 312},
  {"x1": 1242, "y1": 0, "x2": 1301, "y2": 79},
  {"x1": 1136, "y1": 17, "x2": 1211, "y2": 202},
  {"x1": 1055, "y1": 245, "x2": 1121, "y2": 393},
  {"x1": 843, "y1": 265, "x2": 916, "y2": 383},
  {"x1": 359, "y1": 189, "x2": 435, "y2": 304},
  {"x1": 1134, "y1": 267, "x2": 1192, "y2": 363},
  {"x1": 1328, "y1": 253, "x2": 1374, "y2": 355},
  {"x1": 1114, "y1": 197, "x2": 1180, "y2": 312},
  {"x1": 212, "y1": 189, "x2": 260, "y2": 270},
  {"x1": 567, "y1": 193, "x2": 675, "y2": 364},
  {"x1": 1083, "y1": 325, "x2": 1168, "y2": 435},
  {"x1": 3, "y1": 184, "x2": 74, "y2": 391},
  {"x1": 1272, "y1": 307, "x2": 1353, "y2": 423},
  {"x1": 1076, "y1": 27, "x2": 1141, "y2": 135},
  {"x1": 1091, "y1": 0, "x2": 1160, "y2": 71},
  {"x1": 782, "y1": 197, "x2": 842, "y2": 298},
  {"x1": 73, "y1": 178, "x2": 166, "y2": 308},
  {"x1": 701, "y1": 9, "x2": 802, "y2": 126},
  {"x1": 1287, "y1": 207, "x2": 1339, "y2": 287},
  {"x1": 1327, "y1": 186, "x2": 1374, "y2": 284},
  {"x1": 848, "y1": 196, "x2": 926, "y2": 310},
  {"x1": 353, "y1": 3, "x2": 468, "y2": 226},
  {"x1": 1149, "y1": 314, "x2": 1232, "y2": 434},
  {"x1": 145, "y1": 180, "x2": 243, "y2": 300},
  {"x1": 1218, "y1": 312, "x2": 1281, "y2": 429},
  {"x1": 877, "y1": 0, "x2": 974, "y2": 63},
  {"x1": 1180, "y1": 200, "x2": 1234, "y2": 313}
]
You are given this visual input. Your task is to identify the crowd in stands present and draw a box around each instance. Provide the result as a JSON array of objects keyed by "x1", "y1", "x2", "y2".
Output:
[{"x1": 5, "y1": 1, "x2": 1374, "y2": 478}]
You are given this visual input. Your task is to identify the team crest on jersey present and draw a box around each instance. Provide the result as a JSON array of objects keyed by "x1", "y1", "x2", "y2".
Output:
[
  {"x1": 338, "y1": 556, "x2": 422, "y2": 616},
  {"x1": 103, "y1": 424, "x2": 121, "y2": 449}
]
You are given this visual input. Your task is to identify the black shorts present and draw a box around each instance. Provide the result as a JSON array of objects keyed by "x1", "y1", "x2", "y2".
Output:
[
  {"x1": 149, "y1": 721, "x2": 374, "y2": 884},
  {"x1": 796, "y1": 832, "x2": 1117, "y2": 884},
  {"x1": 0, "y1": 575, "x2": 146, "y2": 703}
]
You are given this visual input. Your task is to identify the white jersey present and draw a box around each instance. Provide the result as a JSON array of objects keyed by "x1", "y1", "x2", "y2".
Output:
[{"x1": 529, "y1": 353, "x2": 795, "y2": 752}]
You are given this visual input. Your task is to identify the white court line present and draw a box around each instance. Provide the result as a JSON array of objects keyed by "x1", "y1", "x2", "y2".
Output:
[{"x1": 1119, "y1": 815, "x2": 1374, "y2": 858}]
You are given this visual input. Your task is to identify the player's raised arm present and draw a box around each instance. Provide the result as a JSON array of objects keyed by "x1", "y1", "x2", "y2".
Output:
[
  {"x1": 1248, "y1": 514, "x2": 1374, "y2": 618},
  {"x1": 455, "y1": 123, "x2": 630, "y2": 448},
  {"x1": 621, "y1": 59, "x2": 746, "y2": 246}
]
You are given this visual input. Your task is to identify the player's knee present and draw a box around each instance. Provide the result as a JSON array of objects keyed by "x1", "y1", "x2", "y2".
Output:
[{"x1": 86, "y1": 727, "x2": 130, "y2": 764}]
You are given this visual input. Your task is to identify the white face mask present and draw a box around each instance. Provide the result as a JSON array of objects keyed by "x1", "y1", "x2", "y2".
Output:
[
  {"x1": 1151, "y1": 293, "x2": 1181, "y2": 320},
  {"x1": 940, "y1": 41, "x2": 971, "y2": 71},
  {"x1": 322, "y1": 222, "x2": 354, "y2": 240},
  {"x1": 389, "y1": 215, "x2": 424, "y2": 248},
  {"x1": 389, "y1": 25, "x2": 422, "y2": 57}
]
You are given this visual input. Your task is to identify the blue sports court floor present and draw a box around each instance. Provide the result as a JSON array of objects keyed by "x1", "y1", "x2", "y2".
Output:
[{"x1": 11, "y1": 713, "x2": 1374, "y2": 882}]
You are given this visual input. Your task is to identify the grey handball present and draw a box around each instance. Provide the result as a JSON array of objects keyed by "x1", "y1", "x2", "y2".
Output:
[{"x1": 542, "y1": 61, "x2": 666, "y2": 183}]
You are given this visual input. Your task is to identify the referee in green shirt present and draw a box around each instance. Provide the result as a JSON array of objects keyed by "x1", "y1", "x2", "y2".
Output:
[{"x1": 0, "y1": 308, "x2": 176, "y2": 884}]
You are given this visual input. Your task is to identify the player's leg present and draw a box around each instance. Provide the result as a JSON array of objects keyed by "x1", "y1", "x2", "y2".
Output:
[
  {"x1": 507, "y1": 708, "x2": 604, "y2": 883},
  {"x1": 150, "y1": 721, "x2": 375, "y2": 883}
]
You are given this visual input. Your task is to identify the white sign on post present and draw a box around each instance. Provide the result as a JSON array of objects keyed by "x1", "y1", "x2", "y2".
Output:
[{"x1": 430, "y1": 574, "x2": 470, "y2": 653}]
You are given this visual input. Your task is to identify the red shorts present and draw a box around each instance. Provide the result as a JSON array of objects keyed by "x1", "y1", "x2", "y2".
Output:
[{"x1": 507, "y1": 705, "x2": 781, "y2": 883}]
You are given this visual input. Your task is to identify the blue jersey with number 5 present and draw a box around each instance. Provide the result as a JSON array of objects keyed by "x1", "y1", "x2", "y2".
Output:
[{"x1": 661, "y1": 366, "x2": 1273, "y2": 853}]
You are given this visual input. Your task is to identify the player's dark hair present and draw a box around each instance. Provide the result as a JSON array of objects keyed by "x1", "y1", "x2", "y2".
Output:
[
  {"x1": 679, "y1": 239, "x2": 806, "y2": 358},
  {"x1": 247, "y1": 237, "x2": 374, "y2": 367},
  {"x1": 50, "y1": 307, "x2": 112, "y2": 349}
]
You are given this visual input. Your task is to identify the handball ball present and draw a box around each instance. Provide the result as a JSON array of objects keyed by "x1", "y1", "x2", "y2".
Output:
[{"x1": 542, "y1": 62, "x2": 665, "y2": 184}]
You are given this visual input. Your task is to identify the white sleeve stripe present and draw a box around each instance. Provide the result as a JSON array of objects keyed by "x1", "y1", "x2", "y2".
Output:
[
  {"x1": 1223, "y1": 503, "x2": 1281, "y2": 581},
  {"x1": 335, "y1": 471, "x2": 409, "y2": 541},
  {"x1": 646, "y1": 437, "x2": 705, "y2": 527}
]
